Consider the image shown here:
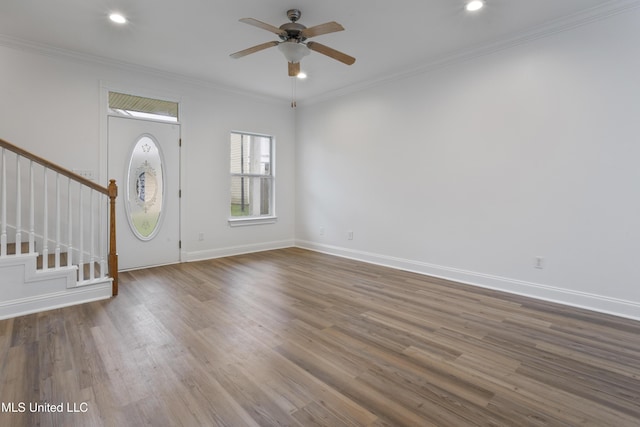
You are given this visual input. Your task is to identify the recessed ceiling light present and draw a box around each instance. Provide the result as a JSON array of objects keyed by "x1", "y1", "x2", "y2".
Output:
[
  {"x1": 465, "y1": 0, "x2": 485, "y2": 12},
  {"x1": 109, "y1": 13, "x2": 127, "y2": 24},
  {"x1": 297, "y1": 72, "x2": 307, "y2": 79}
]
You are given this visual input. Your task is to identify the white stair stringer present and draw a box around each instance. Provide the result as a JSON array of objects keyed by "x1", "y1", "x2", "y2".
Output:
[{"x1": 0, "y1": 254, "x2": 112, "y2": 320}]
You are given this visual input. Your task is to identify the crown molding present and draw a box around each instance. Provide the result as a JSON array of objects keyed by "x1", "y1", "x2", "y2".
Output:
[
  {"x1": 0, "y1": 33, "x2": 290, "y2": 106},
  {"x1": 302, "y1": 0, "x2": 640, "y2": 107},
  {"x1": 1, "y1": 0, "x2": 638, "y2": 108}
]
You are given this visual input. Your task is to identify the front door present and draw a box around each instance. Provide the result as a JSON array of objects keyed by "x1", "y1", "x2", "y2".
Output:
[{"x1": 108, "y1": 116, "x2": 180, "y2": 270}]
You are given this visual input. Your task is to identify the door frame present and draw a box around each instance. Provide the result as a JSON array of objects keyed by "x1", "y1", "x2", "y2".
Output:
[{"x1": 99, "y1": 82, "x2": 185, "y2": 265}]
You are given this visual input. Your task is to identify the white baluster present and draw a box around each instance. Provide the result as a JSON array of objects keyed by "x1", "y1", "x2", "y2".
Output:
[
  {"x1": 78, "y1": 185, "x2": 84, "y2": 281},
  {"x1": 1, "y1": 148, "x2": 6, "y2": 257},
  {"x1": 15, "y1": 156, "x2": 22, "y2": 255},
  {"x1": 55, "y1": 173, "x2": 61, "y2": 268},
  {"x1": 29, "y1": 160, "x2": 35, "y2": 254},
  {"x1": 90, "y1": 190, "x2": 95, "y2": 280},
  {"x1": 42, "y1": 168, "x2": 48, "y2": 269},
  {"x1": 67, "y1": 178, "x2": 73, "y2": 268},
  {"x1": 100, "y1": 194, "x2": 106, "y2": 278}
]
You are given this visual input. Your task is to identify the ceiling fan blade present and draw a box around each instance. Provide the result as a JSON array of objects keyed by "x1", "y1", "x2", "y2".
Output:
[
  {"x1": 306, "y1": 42, "x2": 356, "y2": 65},
  {"x1": 300, "y1": 21, "x2": 344, "y2": 38},
  {"x1": 239, "y1": 18, "x2": 287, "y2": 37},
  {"x1": 230, "y1": 41, "x2": 279, "y2": 59},
  {"x1": 288, "y1": 62, "x2": 300, "y2": 77}
]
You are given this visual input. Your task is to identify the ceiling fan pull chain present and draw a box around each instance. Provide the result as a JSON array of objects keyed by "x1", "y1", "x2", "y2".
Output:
[{"x1": 291, "y1": 77, "x2": 297, "y2": 108}]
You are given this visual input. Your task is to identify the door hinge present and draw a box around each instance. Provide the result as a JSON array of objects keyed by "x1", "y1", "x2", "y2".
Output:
[
  {"x1": 179, "y1": 189, "x2": 182, "y2": 198},
  {"x1": 179, "y1": 240, "x2": 182, "y2": 249},
  {"x1": 179, "y1": 138, "x2": 182, "y2": 147}
]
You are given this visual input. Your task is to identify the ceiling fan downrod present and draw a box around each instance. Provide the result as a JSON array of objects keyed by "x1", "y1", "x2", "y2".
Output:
[{"x1": 286, "y1": 9, "x2": 302, "y2": 22}]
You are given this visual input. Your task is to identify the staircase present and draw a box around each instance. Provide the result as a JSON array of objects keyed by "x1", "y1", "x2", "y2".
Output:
[{"x1": 0, "y1": 138, "x2": 118, "y2": 320}]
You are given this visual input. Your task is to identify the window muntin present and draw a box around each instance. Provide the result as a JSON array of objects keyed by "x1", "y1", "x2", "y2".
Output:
[{"x1": 230, "y1": 132, "x2": 274, "y2": 221}]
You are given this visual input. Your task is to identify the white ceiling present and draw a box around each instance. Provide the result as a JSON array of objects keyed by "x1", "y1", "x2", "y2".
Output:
[{"x1": 0, "y1": 1, "x2": 632, "y2": 102}]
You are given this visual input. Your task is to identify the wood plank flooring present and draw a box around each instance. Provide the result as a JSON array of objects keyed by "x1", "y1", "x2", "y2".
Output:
[{"x1": 1, "y1": 247, "x2": 639, "y2": 426}]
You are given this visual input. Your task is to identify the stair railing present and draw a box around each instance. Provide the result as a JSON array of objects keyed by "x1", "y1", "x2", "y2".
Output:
[{"x1": 0, "y1": 138, "x2": 118, "y2": 295}]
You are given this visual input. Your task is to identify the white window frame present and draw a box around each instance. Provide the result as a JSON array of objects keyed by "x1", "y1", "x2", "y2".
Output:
[{"x1": 228, "y1": 131, "x2": 276, "y2": 227}]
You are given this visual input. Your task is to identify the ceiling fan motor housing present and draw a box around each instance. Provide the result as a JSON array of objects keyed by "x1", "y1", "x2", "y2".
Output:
[
  {"x1": 279, "y1": 9, "x2": 307, "y2": 42},
  {"x1": 279, "y1": 22, "x2": 307, "y2": 41}
]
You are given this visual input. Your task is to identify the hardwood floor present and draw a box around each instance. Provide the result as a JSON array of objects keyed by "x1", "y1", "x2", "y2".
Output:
[{"x1": 1, "y1": 247, "x2": 639, "y2": 426}]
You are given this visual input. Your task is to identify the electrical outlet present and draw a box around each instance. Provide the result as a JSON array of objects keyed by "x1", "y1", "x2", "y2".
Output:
[
  {"x1": 320, "y1": 227, "x2": 325, "y2": 236},
  {"x1": 347, "y1": 230, "x2": 354, "y2": 240},
  {"x1": 198, "y1": 233, "x2": 204, "y2": 241},
  {"x1": 534, "y1": 256, "x2": 544, "y2": 269}
]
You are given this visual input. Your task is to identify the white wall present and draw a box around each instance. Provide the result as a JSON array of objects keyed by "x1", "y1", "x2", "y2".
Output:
[
  {"x1": 2, "y1": 8, "x2": 639, "y2": 320},
  {"x1": 0, "y1": 43, "x2": 296, "y2": 262},
  {"x1": 295, "y1": 9, "x2": 640, "y2": 319}
]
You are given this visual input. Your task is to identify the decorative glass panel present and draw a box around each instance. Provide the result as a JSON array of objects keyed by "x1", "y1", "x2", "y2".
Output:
[{"x1": 125, "y1": 135, "x2": 165, "y2": 240}]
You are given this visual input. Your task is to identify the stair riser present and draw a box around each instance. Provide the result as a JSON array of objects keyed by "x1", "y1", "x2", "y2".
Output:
[
  {"x1": 36, "y1": 253, "x2": 69, "y2": 269},
  {"x1": 6, "y1": 242, "x2": 31, "y2": 255},
  {"x1": 8, "y1": 248, "x2": 102, "y2": 281}
]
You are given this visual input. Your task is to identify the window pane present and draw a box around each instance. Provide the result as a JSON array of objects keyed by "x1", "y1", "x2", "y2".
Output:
[
  {"x1": 253, "y1": 136, "x2": 271, "y2": 176},
  {"x1": 230, "y1": 132, "x2": 244, "y2": 174},
  {"x1": 230, "y1": 133, "x2": 271, "y2": 176},
  {"x1": 109, "y1": 92, "x2": 178, "y2": 122},
  {"x1": 230, "y1": 176, "x2": 272, "y2": 217}
]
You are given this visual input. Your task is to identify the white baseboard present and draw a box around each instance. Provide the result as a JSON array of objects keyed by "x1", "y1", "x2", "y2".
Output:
[
  {"x1": 295, "y1": 240, "x2": 640, "y2": 321},
  {"x1": 185, "y1": 239, "x2": 295, "y2": 263}
]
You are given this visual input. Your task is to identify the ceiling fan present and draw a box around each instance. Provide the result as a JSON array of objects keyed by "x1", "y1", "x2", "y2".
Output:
[{"x1": 230, "y1": 9, "x2": 356, "y2": 77}]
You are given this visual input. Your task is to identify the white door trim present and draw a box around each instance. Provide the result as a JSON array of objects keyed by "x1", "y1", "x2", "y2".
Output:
[{"x1": 100, "y1": 82, "x2": 184, "y2": 270}]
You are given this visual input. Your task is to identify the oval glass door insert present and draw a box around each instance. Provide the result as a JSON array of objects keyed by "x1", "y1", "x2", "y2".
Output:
[{"x1": 125, "y1": 134, "x2": 165, "y2": 240}]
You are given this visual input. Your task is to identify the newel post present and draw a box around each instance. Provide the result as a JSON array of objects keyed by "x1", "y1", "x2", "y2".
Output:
[{"x1": 108, "y1": 179, "x2": 119, "y2": 296}]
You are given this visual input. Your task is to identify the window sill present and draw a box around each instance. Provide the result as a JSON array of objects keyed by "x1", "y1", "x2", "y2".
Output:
[{"x1": 228, "y1": 216, "x2": 278, "y2": 227}]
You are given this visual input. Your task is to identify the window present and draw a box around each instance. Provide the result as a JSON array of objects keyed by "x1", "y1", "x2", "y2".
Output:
[
  {"x1": 229, "y1": 132, "x2": 275, "y2": 225},
  {"x1": 108, "y1": 91, "x2": 178, "y2": 123}
]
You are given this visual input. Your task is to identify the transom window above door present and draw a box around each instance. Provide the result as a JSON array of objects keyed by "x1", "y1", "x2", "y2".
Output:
[{"x1": 108, "y1": 92, "x2": 178, "y2": 123}]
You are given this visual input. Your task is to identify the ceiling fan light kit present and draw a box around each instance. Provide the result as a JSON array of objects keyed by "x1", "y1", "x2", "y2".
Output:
[
  {"x1": 231, "y1": 9, "x2": 355, "y2": 77},
  {"x1": 278, "y1": 41, "x2": 310, "y2": 64}
]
